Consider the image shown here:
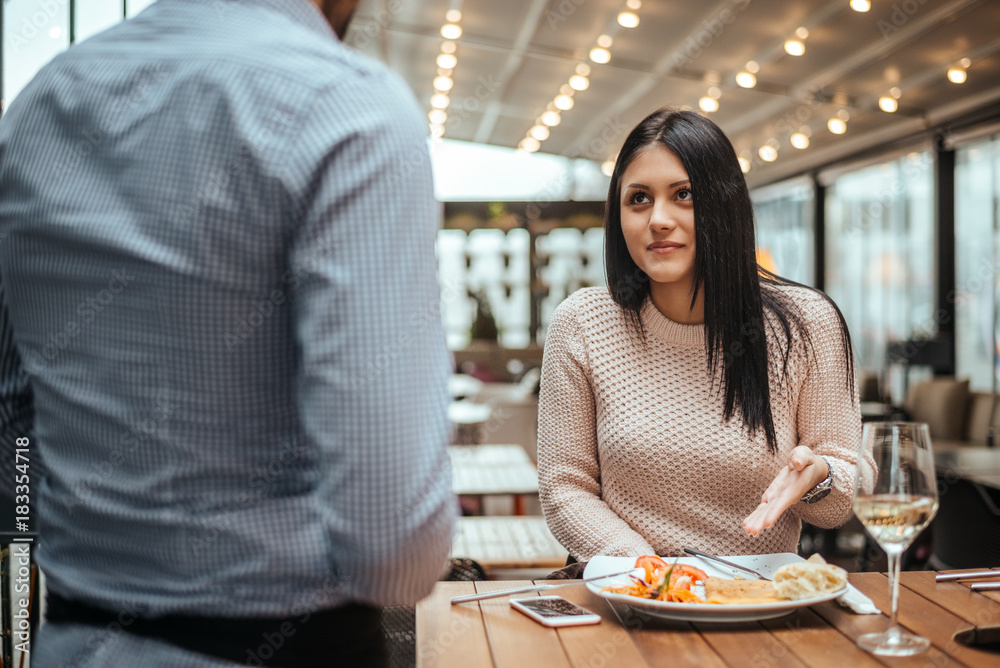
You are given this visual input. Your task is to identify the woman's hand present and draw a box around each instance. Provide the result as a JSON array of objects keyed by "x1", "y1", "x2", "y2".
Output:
[{"x1": 742, "y1": 446, "x2": 829, "y2": 537}]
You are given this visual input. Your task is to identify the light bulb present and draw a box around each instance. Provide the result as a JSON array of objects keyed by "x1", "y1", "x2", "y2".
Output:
[
  {"x1": 738, "y1": 156, "x2": 751, "y2": 173},
  {"x1": 437, "y1": 53, "x2": 457, "y2": 69},
  {"x1": 589, "y1": 47, "x2": 611, "y2": 64},
  {"x1": 790, "y1": 132, "x2": 810, "y2": 149},
  {"x1": 441, "y1": 41, "x2": 457, "y2": 54},
  {"x1": 554, "y1": 94, "x2": 574, "y2": 111},
  {"x1": 795, "y1": 27, "x2": 809, "y2": 39},
  {"x1": 597, "y1": 34, "x2": 613, "y2": 48},
  {"x1": 758, "y1": 145, "x2": 778, "y2": 162},
  {"x1": 878, "y1": 95, "x2": 898, "y2": 113},
  {"x1": 440, "y1": 23, "x2": 462, "y2": 39},
  {"x1": 519, "y1": 137, "x2": 541, "y2": 152},
  {"x1": 617, "y1": 11, "x2": 640, "y2": 28},
  {"x1": 428, "y1": 109, "x2": 447, "y2": 124},
  {"x1": 626, "y1": 0, "x2": 642, "y2": 9},
  {"x1": 430, "y1": 124, "x2": 445, "y2": 138},
  {"x1": 569, "y1": 75, "x2": 590, "y2": 91},
  {"x1": 445, "y1": 9, "x2": 462, "y2": 22},
  {"x1": 430, "y1": 93, "x2": 450, "y2": 109},
  {"x1": 433, "y1": 76, "x2": 454, "y2": 92},
  {"x1": 948, "y1": 67, "x2": 967, "y2": 84},
  {"x1": 850, "y1": 0, "x2": 870, "y2": 11},
  {"x1": 540, "y1": 110, "x2": 561, "y2": 127},
  {"x1": 529, "y1": 125, "x2": 550, "y2": 141},
  {"x1": 784, "y1": 39, "x2": 805, "y2": 56},
  {"x1": 699, "y1": 96, "x2": 719, "y2": 113},
  {"x1": 736, "y1": 71, "x2": 757, "y2": 88},
  {"x1": 828, "y1": 118, "x2": 847, "y2": 134}
]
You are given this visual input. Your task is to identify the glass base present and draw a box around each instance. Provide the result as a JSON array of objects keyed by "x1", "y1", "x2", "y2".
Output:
[{"x1": 857, "y1": 629, "x2": 931, "y2": 656}]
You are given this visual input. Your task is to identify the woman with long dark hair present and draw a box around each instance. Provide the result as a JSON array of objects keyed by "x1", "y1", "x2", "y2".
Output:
[{"x1": 537, "y1": 108, "x2": 871, "y2": 560}]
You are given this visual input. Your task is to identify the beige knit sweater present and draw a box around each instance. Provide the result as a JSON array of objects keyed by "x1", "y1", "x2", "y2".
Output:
[{"x1": 537, "y1": 286, "x2": 864, "y2": 561}]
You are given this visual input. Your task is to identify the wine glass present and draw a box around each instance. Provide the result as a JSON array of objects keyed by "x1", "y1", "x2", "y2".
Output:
[{"x1": 853, "y1": 421, "x2": 939, "y2": 656}]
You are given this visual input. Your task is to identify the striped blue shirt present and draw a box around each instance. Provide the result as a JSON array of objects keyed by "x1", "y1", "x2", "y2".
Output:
[{"x1": 0, "y1": 0, "x2": 454, "y2": 626}]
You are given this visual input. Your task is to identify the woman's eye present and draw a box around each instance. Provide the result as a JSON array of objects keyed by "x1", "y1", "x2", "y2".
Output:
[
  {"x1": 628, "y1": 192, "x2": 650, "y2": 205},
  {"x1": 676, "y1": 188, "x2": 693, "y2": 202}
]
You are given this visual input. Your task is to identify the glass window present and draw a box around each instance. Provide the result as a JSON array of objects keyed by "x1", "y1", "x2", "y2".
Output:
[
  {"x1": 3, "y1": 0, "x2": 70, "y2": 108},
  {"x1": 126, "y1": 0, "x2": 155, "y2": 18},
  {"x1": 752, "y1": 178, "x2": 815, "y2": 286},
  {"x1": 955, "y1": 135, "x2": 1000, "y2": 392},
  {"x1": 77, "y1": 0, "x2": 125, "y2": 42},
  {"x1": 824, "y1": 151, "x2": 936, "y2": 399}
]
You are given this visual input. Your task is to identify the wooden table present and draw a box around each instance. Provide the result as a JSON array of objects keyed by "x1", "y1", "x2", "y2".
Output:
[
  {"x1": 449, "y1": 444, "x2": 539, "y2": 515},
  {"x1": 451, "y1": 516, "x2": 568, "y2": 573},
  {"x1": 417, "y1": 569, "x2": 1000, "y2": 667}
]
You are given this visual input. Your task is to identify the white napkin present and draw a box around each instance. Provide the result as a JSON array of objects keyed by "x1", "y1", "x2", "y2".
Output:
[{"x1": 836, "y1": 585, "x2": 880, "y2": 614}]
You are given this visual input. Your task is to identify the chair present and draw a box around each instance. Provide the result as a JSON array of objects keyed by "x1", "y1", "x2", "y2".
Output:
[
  {"x1": 380, "y1": 558, "x2": 488, "y2": 668},
  {"x1": 930, "y1": 478, "x2": 1000, "y2": 569}
]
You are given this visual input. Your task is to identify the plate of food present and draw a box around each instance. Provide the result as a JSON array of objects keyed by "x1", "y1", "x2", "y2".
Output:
[{"x1": 584, "y1": 552, "x2": 848, "y2": 622}]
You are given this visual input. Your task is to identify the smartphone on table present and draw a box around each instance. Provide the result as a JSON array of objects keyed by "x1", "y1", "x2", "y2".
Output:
[{"x1": 509, "y1": 596, "x2": 601, "y2": 627}]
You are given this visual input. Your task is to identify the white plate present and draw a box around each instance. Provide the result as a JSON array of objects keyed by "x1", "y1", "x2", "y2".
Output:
[{"x1": 584, "y1": 553, "x2": 847, "y2": 623}]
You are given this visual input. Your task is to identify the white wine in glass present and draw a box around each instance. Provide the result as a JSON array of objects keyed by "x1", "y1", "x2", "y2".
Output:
[{"x1": 853, "y1": 422, "x2": 939, "y2": 656}]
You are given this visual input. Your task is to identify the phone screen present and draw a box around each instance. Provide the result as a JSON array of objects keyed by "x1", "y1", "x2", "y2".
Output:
[
  {"x1": 515, "y1": 597, "x2": 594, "y2": 617},
  {"x1": 510, "y1": 596, "x2": 601, "y2": 627}
]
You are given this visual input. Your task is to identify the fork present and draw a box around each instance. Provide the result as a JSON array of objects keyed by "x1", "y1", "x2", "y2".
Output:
[{"x1": 682, "y1": 547, "x2": 772, "y2": 581}]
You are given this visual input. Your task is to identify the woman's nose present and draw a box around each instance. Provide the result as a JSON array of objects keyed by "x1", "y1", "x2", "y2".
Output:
[{"x1": 648, "y1": 203, "x2": 674, "y2": 230}]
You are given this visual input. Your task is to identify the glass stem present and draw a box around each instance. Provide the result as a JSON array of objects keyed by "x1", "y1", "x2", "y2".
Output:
[{"x1": 886, "y1": 548, "x2": 902, "y2": 632}]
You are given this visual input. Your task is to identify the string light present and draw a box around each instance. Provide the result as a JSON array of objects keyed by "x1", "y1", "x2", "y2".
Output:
[
  {"x1": 433, "y1": 76, "x2": 454, "y2": 92},
  {"x1": 758, "y1": 145, "x2": 778, "y2": 162},
  {"x1": 738, "y1": 156, "x2": 752, "y2": 173},
  {"x1": 850, "y1": 0, "x2": 870, "y2": 11},
  {"x1": 784, "y1": 39, "x2": 805, "y2": 56},
  {"x1": 529, "y1": 125, "x2": 550, "y2": 141},
  {"x1": 569, "y1": 75, "x2": 590, "y2": 91},
  {"x1": 440, "y1": 23, "x2": 462, "y2": 39},
  {"x1": 698, "y1": 96, "x2": 719, "y2": 113},
  {"x1": 445, "y1": 9, "x2": 461, "y2": 22},
  {"x1": 589, "y1": 47, "x2": 611, "y2": 64},
  {"x1": 828, "y1": 117, "x2": 847, "y2": 134},
  {"x1": 554, "y1": 94, "x2": 575, "y2": 111},
  {"x1": 790, "y1": 132, "x2": 810, "y2": 149},
  {"x1": 436, "y1": 53, "x2": 457, "y2": 69},
  {"x1": 617, "y1": 11, "x2": 639, "y2": 28},
  {"x1": 879, "y1": 96, "x2": 898, "y2": 112},
  {"x1": 736, "y1": 71, "x2": 757, "y2": 88},
  {"x1": 428, "y1": 109, "x2": 447, "y2": 125},
  {"x1": 947, "y1": 65, "x2": 967, "y2": 83},
  {"x1": 540, "y1": 110, "x2": 561, "y2": 127},
  {"x1": 518, "y1": 137, "x2": 541, "y2": 152}
]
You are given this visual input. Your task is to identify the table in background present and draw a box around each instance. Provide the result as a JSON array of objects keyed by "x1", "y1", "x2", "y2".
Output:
[
  {"x1": 417, "y1": 569, "x2": 1000, "y2": 667},
  {"x1": 450, "y1": 516, "x2": 567, "y2": 575},
  {"x1": 448, "y1": 444, "x2": 539, "y2": 515}
]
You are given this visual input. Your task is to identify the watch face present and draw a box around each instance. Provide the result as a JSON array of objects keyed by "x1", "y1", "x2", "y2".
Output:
[{"x1": 802, "y1": 484, "x2": 832, "y2": 504}]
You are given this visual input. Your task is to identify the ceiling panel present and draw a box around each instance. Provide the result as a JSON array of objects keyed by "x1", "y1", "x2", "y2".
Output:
[{"x1": 348, "y1": 0, "x2": 1000, "y2": 189}]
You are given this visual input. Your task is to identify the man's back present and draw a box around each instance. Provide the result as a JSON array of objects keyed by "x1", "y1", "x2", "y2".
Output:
[{"x1": 0, "y1": 0, "x2": 454, "y2": 633}]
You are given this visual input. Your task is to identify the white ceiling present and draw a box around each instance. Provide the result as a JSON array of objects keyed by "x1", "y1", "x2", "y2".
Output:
[{"x1": 345, "y1": 0, "x2": 1000, "y2": 188}]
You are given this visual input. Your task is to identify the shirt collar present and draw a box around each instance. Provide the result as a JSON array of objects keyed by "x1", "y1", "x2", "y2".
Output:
[{"x1": 172, "y1": 0, "x2": 337, "y2": 42}]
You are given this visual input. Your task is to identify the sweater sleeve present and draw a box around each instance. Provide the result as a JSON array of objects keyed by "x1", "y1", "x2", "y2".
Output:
[
  {"x1": 537, "y1": 297, "x2": 656, "y2": 560},
  {"x1": 788, "y1": 294, "x2": 872, "y2": 529}
]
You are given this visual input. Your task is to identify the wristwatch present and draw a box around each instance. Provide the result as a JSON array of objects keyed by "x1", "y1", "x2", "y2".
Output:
[{"x1": 801, "y1": 456, "x2": 833, "y2": 504}]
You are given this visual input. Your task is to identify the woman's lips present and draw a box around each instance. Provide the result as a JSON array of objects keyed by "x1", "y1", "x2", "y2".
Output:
[{"x1": 648, "y1": 241, "x2": 683, "y2": 254}]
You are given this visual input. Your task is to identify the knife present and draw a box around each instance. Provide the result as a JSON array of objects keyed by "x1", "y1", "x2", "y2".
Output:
[
  {"x1": 449, "y1": 568, "x2": 638, "y2": 604},
  {"x1": 935, "y1": 570, "x2": 1000, "y2": 582},
  {"x1": 682, "y1": 547, "x2": 771, "y2": 581}
]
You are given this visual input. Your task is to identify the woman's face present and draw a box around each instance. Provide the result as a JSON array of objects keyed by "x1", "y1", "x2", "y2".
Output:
[{"x1": 619, "y1": 144, "x2": 697, "y2": 299}]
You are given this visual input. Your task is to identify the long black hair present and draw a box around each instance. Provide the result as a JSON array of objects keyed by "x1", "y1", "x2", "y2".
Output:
[{"x1": 604, "y1": 107, "x2": 855, "y2": 454}]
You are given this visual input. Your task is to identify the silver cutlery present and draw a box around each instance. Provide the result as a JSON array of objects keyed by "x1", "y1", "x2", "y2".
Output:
[
  {"x1": 682, "y1": 547, "x2": 772, "y2": 581},
  {"x1": 935, "y1": 570, "x2": 1000, "y2": 582},
  {"x1": 450, "y1": 568, "x2": 637, "y2": 604},
  {"x1": 971, "y1": 581, "x2": 1000, "y2": 591}
]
